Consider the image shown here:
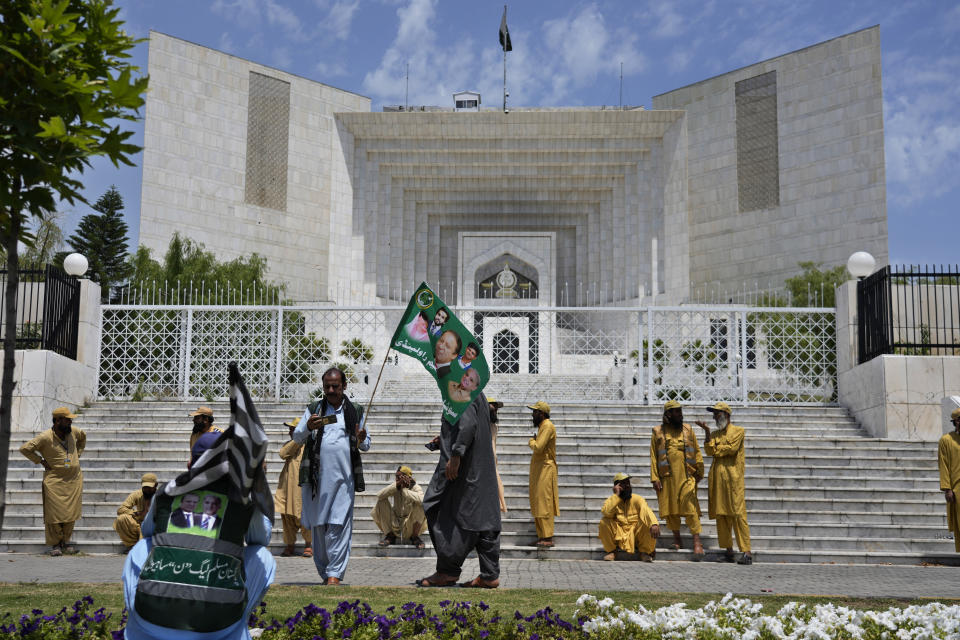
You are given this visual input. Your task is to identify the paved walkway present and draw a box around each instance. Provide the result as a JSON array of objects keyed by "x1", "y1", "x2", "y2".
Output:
[{"x1": 0, "y1": 553, "x2": 957, "y2": 599}]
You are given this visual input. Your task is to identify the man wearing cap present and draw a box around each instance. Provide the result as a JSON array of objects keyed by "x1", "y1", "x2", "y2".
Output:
[
  {"x1": 489, "y1": 398, "x2": 507, "y2": 513},
  {"x1": 650, "y1": 400, "x2": 705, "y2": 559},
  {"x1": 276, "y1": 417, "x2": 312, "y2": 557},
  {"x1": 20, "y1": 407, "x2": 87, "y2": 556},
  {"x1": 599, "y1": 473, "x2": 660, "y2": 561},
  {"x1": 938, "y1": 408, "x2": 960, "y2": 552},
  {"x1": 372, "y1": 466, "x2": 426, "y2": 549},
  {"x1": 188, "y1": 406, "x2": 222, "y2": 451},
  {"x1": 697, "y1": 402, "x2": 752, "y2": 564},
  {"x1": 114, "y1": 474, "x2": 159, "y2": 553},
  {"x1": 528, "y1": 401, "x2": 559, "y2": 547}
]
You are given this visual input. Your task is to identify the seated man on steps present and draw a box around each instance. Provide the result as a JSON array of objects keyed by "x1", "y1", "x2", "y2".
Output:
[
  {"x1": 599, "y1": 473, "x2": 660, "y2": 562},
  {"x1": 372, "y1": 465, "x2": 426, "y2": 549},
  {"x1": 113, "y1": 473, "x2": 158, "y2": 553}
]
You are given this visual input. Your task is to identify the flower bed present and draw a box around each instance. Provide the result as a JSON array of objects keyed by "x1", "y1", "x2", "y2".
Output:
[{"x1": 2, "y1": 594, "x2": 958, "y2": 639}]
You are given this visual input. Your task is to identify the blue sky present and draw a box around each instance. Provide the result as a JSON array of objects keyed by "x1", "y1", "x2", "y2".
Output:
[{"x1": 65, "y1": 0, "x2": 959, "y2": 267}]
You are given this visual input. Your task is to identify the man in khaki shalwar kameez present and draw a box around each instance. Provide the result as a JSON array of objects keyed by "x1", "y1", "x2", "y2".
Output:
[
  {"x1": 372, "y1": 465, "x2": 427, "y2": 549},
  {"x1": 275, "y1": 418, "x2": 312, "y2": 557},
  {"x1": 697, "y1": 401, "x2": 752, "y2": 564},
  {"x1": 650, "y1": 400, "x2": 705, "y2": 560},
  {"x1": 599, "y1": 473, "x2": 660, "y2": 562},
  {"x1": 528, "y1": 401, "x2": 559, "y2": 547},
  {"x1": 20, "y1": 407, "x2": 86, "y2": 556},
  {"x1": 113, "y1": 473, "x2": 158, "y2": 552},
  {"x1": 939, "y1": 407, "x2": 960, "y2": 553}
]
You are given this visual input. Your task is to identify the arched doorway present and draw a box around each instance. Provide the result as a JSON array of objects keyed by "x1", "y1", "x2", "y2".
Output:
[{"x1": 493, "y1": 329, "x2": 520, "y2": 374}]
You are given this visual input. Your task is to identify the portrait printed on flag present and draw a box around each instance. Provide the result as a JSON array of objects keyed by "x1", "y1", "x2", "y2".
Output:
[
  {"x1": 168, "y1": 490, "x2": 227, "y2": 538},
  {"x1": 391, "y1": 283, "x2": 490, "y2": 421}
]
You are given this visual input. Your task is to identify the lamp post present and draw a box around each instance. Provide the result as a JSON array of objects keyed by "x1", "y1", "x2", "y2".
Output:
[
  {"x1": 63, "y1": 253, "x2": 88, "y2": 278},
  {"x1": 847, "y1": 251, "x2": 875, "y2": 280}
]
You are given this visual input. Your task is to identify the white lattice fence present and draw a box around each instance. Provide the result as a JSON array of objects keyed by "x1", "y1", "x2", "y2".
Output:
[{"x1": 97, "y1": 304, "x2": 836, "y2": 405}]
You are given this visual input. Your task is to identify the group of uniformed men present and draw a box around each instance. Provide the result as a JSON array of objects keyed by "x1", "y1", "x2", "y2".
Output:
[{"x1": 19, "y1": 395, "x2": 960, "y2": 568}]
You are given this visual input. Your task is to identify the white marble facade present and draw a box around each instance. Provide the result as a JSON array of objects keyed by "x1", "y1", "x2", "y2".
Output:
[{"x1": 139, "y1": 27, "x2": 888, "y2": 306}]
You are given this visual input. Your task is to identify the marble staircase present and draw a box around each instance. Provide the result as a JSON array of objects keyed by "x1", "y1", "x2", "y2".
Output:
[{"x1": 2, "y1": 400, "x2": 955, "y2": 565}]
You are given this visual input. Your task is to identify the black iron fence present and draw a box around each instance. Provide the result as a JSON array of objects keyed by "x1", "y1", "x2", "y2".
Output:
[
  {"x1": 0, "y1": 264, "x2": 80, "y2": 360},
  {"x1": 858, "y1": 264, "x2": 960, "y2": 363}
]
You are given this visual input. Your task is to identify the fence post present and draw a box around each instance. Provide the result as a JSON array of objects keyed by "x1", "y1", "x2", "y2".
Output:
[
  {"x1": 637, "y1": 309, "x2": 646, "y2": 404},
  {"x1": 647, "y1": 309, "x2": 655, "y2": 405},
  {"x1": 181, "y1": 308, "x2": 193, "y2": 399},
  {"x1": 739, "y1": 310, "x2": 748, "y2": 404},
  {"x1": 274, "y1": 307, "x2": 284, "y2": 399}
]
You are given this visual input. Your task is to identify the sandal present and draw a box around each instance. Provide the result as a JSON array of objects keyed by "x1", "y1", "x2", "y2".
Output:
[
  {"x1": 416, "y1": 573, "x2": 458, "y2": 588},
  {"x1": 410, "y1": 535, "x2": 426, "y2": 550},
  {"x1": 302, "y1": 546, "x2": 313, "y2": 558},
  {"x1": 459, "y1": 575, "x2": 499, "y2": 589}
]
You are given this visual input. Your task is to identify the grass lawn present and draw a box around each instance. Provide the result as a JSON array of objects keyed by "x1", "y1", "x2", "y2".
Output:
[{"x1": 1, "y1": 583, "x2": 955, "y2": 624}]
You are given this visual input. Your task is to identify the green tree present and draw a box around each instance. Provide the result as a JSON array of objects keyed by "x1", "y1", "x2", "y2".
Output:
[
  {"x1": 0, "y1": 0, "x2": 147, "y2": 533},
  {"x1": 64, "y1": 185, "x2": 132, "y2": 300},
  {"x1": 122, "y1": 233, "x2": 285, "y2": 304},
  {"x1": 340, "y1": 338, "x2": 373, "y2": 364},
  {"x1": 784, "y1": 261, "x2": 848, "y2": 307},
  {"x1": 21, "y1": 210, "x2": 65, "y2": 267}
]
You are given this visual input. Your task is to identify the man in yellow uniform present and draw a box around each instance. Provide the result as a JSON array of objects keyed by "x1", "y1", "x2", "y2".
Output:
[
  {"x1": 371, "y1": 465, "x2": 427, "y2": 549},
  {"x1": 528, "y1": 400, "x2": 559, "y2": 547},
  {"x1": 20, "y1": 407, "x2": 87, "y2": 556},
  {"x1": 697, "y1": 401, "x2": 752, "y2": 564},
  {"x1": 113, "y1": 473, "x2": 158, "y2": 553},
  {"x1": 275, "y1": 418, "x2": 312, "y2": 557},
  {"x1": 650, "y1": 399, "x2": 704, "y2": 560},
  {"x1": 599, "y1": 473, "x2": 660, "y2": 562},
  {"x1": 939, "y1": 407, "x2": 960, "y2": 552},
  {"x1": 188, "y1": 406, "x2": 222, "y2": 450}
]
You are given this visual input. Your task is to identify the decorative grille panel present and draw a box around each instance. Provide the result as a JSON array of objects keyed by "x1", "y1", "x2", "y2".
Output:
[
  {"x1": 97, "y1": 304, "x2": 835, "y2": 406},
  {"x1": 736, "y1": 70, "x2": 779, "y2": 212},
  {"x1": 245, "y1": 71, "x2": 290, "y2": 211}
]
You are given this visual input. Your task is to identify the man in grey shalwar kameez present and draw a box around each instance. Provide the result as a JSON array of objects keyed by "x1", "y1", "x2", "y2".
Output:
[{"x1": 419, "y1": 393, "x2": 502, "y2": 588}]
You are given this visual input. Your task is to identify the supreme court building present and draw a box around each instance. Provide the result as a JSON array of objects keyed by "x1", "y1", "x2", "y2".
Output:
[{"x1": 139, "y1": 26, "x2": 888, "y2": 308}]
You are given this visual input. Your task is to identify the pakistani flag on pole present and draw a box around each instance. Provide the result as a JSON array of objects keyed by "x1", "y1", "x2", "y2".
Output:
[
  {"x1": 390, "y1": 282, "x2": 490, "y2": 422},
  {"x1": 499, "y1": 5, "x2": 512, "y2": 52}
]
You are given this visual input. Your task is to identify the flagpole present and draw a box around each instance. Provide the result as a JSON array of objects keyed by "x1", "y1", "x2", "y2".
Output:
[
  {"x1": 503, "y1": 4, "x2": 507, "y2": 112},
  {"x1": 361, "y1": 348, "x2": 392, "y2": 428}
]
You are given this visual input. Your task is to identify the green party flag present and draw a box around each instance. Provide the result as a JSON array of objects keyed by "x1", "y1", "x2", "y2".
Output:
[{"x1": 390, "y1": 282, "x2": 489, "y2": 422}]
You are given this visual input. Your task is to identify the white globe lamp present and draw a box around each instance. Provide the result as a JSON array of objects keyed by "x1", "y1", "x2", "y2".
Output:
[
  {"x1": 63, "y1": 253, "x2": 89, "y2": 277},
  {"x1": 847, "y1": 251, "x2": 875, "y2": 280}
]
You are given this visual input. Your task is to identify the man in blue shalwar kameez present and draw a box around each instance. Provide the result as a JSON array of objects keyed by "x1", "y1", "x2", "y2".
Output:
[{"x1": 293, "y1": 367, "x2": 370, "y2": 585}]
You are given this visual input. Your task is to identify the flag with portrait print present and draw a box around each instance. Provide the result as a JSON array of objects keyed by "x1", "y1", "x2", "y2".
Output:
[{"x1": 390, "y1": 282, "x2": 490, "y2": 422}]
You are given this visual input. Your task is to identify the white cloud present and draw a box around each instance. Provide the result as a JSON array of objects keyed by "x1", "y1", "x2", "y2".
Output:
[
  {"x1": 323, "y1": 0, "x2": 360, "y2": 40},
  {"x1": 218, "y1": 32, "x2": 237, "y2": 54},
  {"x1": 364, "y1": 0, "x2": 648, "y2": 108},
  {"x1": 211, "y1": 0, "x2": 261, "y2": 28},
  {"x1": 884, "y1": 55, "x2": 960, "y2": 205},
  {"x1": 649, "y1": 2, "x2": 685, "y2": 38},
  {"x1": 315, "y1": 59, "x2": 349, "y2": 78}
]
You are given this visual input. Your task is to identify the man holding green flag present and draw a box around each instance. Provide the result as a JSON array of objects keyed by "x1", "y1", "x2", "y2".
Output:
[{"x1": 390, "y1": 283, "x2": 501, "y2": 587}]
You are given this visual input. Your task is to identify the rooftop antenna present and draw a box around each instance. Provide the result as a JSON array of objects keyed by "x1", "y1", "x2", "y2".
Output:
[
  {"x1": 405, "y1": 62, "x2": 409, "y2": 111},
  {"x1": 619, "y1": 61, "x2": 623, "y2": 110}
]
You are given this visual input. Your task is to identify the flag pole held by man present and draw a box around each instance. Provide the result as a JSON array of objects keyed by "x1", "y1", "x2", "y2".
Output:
[{"x1": 390, "y1": 283, "x2": 502, "y2": 588}]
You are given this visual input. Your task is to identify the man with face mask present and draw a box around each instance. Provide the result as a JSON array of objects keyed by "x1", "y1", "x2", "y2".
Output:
[
  {"x1": 114, "y1": 473, "x2": 159, "y2": 553},
  {"x1": 528, "y1": 401, "x2": 559, "y2": 547},
  {"x1": 650, "y1": 400, "x2": 704, "y2": 560},
  {"x1": 599, "y1": 473, "x2": 660, "y2": 562},
  {"x1": 188, "y1": 407, "x2": 222, "y2": 462},
  {"x1": 697, "y1": 401, "x2": 751, "y2": 564},
  {"x1": 20, "y1": 407, "x2": 87, "y2": 556},
  {"x1": 938, "y1": 407, "x2": 960, "y2": 553}
]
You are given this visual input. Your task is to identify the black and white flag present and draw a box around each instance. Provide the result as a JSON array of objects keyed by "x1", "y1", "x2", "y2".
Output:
[
  {"x1": 161, "y1": 362, "x2": 274, "y2": 520},
  {"x1": 499, "y1": 5, "x2": 512, "y2": 52}
]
